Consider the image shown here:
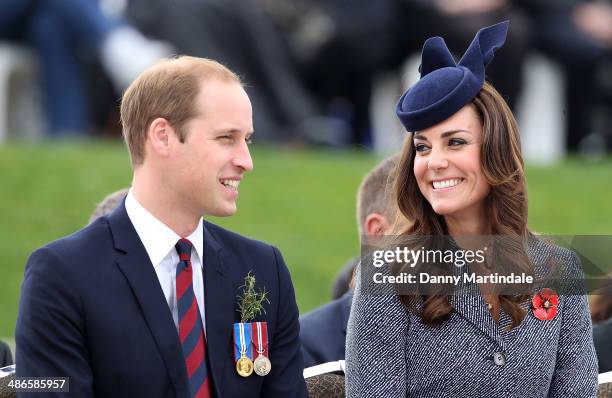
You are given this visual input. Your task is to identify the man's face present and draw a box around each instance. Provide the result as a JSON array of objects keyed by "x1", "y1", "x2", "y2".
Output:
[{"x1": 170, "y1": 79, "x2": 254, "y2": 217}]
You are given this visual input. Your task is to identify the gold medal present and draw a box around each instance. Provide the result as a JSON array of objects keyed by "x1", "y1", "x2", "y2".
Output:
[
  {"x1": 236, "y1": 354, "x2": 254, "y2": 377},
  {"x1": 254, "y1": 354, "x2": 271, "y2": 376}
]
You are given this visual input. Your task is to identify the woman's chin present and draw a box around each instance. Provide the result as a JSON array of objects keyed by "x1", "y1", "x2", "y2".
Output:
[{"x1": 430, "y1": 203, "x2": 457, "y2": 216}]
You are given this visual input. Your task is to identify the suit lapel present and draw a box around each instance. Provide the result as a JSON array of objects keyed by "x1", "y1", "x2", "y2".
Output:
[
  {"x1": 202, "y1": 223, "x2": 234, "y2": 398},
  {"x1": 109, "y1": 202, "x2": 190, "y2": 398}
]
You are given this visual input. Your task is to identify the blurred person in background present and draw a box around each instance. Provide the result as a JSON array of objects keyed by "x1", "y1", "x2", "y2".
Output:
[
  {"x1": 591, "y1": 293, "x2": 612, "y2": 324},
  {"x1": 0, "y1": 0, "x2": 170, "y2": 137},
  {"x1": 592, "y1": 293, "x2": 612, "y2": 372},
  {"x1": 259, "y1": 0, "x2": 404, "y2": 147},
  {"x1": 520, "y1": 0, "x2": 612, "y2": 153},
  {"x1": 331, "y1": 154, "x2": 406, "y2": 300},
  {"x1": 125, "y1": 0, "x2": 350, "y2": 146},
  {"x1": 0, "y1": 341, "x2": 12, "y2": 367},
  {"x1": 300, "y1": 154, "x2": 410, "y2": 367},
  {"x1": 594, "y1": 313, "x2": 612, "y2": 373},
  {"x1": 88, "y1": 188, "x2": 129, "y2": 224}
]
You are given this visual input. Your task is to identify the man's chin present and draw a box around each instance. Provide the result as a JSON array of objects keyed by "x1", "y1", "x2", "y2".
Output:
[{"x1": 208, "y1": 205, "x2": 238, "y2": 218}]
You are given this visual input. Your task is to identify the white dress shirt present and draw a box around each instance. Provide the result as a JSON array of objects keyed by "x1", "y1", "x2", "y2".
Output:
[{"x1": 125, "y1": 189, "x2": 206, "y2": 333}]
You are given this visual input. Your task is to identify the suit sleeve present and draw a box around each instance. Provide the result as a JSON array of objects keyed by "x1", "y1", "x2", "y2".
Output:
[
  {"x1": 260, "y1": 247, "x2": 308, "y2": 398},
  {"x1": 548, "y1": 252, "x2": 598, "y2": 397},
  {"x1": 15, "y1": 247, "x2": 94, "y2": 398}
]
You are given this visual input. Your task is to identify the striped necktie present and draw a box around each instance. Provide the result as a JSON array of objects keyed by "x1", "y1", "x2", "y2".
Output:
[{"x1": 175, "y1": 238, "x2": 212, "y2": 398}]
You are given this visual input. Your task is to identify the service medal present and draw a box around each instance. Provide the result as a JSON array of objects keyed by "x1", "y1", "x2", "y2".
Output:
[
  {"x1": 251, "y1": 321, "x2": 271, "y2": 376},
  {"x1": 236, "y1": 354, "x2": 254, "y2": 377},
  {"x1": 233, "y1": 322, "x2": 254, "y2": 377},
  {"x1": 254, "y1": 355, "x2": 271, "y2": 376}
]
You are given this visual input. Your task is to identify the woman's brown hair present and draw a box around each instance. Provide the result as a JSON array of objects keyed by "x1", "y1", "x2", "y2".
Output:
[{"x1": 394, "y1": 82, "x2": 531, "y2": 328}]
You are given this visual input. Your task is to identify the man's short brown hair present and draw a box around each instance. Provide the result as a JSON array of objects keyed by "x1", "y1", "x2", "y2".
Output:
[
  {"x1": 356, "y1": 154, "x2": 400, "y2": 235},
  {"x1": 120, "y1": 56, "x2": 242, "y2": 166}
]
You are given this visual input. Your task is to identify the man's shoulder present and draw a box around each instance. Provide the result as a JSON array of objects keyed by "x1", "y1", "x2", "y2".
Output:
[{"x1": 31, "y1": 217, "x2": 114, "y2": 267}]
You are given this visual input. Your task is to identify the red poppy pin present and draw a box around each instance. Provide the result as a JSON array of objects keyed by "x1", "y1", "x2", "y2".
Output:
[{"x1": 532, "y1": 288, "x2": 558, "y2": 321}]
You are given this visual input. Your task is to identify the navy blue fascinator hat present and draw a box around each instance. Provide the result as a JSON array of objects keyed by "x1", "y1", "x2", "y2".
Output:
[{"x1": 396, "y1": 21, "x2": 509, "y2": 132}]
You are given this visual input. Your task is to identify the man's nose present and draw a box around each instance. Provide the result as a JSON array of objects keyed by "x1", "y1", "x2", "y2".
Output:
[{"x1": 233, "y1": 141, "x2": 254, "y2": 172}]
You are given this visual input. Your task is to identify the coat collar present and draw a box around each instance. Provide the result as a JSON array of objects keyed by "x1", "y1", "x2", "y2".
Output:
[{"x1": 449, "y1": 264, "x2": 506, "y2": 350}]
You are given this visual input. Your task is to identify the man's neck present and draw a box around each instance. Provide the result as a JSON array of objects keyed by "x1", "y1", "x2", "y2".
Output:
[{"x1": 132, "y1": 175, "x2": 201, "y2": 238}]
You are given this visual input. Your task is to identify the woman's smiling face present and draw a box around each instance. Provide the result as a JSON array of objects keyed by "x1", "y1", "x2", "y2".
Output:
[{"x1": 412, "y1": 104, "x2": 490, "y2": 219}]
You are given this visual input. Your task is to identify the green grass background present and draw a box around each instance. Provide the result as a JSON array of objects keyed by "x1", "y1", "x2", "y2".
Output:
[{"x1": 1, "y1": 141, "x2": 611, "y2": 343}]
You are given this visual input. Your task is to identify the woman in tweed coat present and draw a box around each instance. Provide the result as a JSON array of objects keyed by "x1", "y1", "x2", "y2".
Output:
[{"x1": 345, "y1": 22, "x2": 598, "y2": 398}]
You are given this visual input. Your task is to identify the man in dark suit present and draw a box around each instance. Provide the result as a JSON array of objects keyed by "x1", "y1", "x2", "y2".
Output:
[
  {"x1": 300, "y1": 154, "x2": 407, "y2": 367},
  {"x1": 16, "y1": 56, "x2": 307, "y2": 398}
]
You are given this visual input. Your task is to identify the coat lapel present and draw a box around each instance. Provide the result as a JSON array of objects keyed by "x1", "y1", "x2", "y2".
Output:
[
  {"x1": 202, "y1": 223, "x2": 235, "y2": 398},
  {"x1": 450, "y1": 265, "x2": 506, "y2": 349},
  {"x1": 109, "y1": 202, "x2": 190, "y2": 398}
]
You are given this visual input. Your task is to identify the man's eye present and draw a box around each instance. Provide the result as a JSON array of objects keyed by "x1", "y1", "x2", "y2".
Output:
[
  {"x1": 246, "y1": 137, "x2": 253, "y2": 145},
  {"x1": 218, "y1": 135, "x2": 233, "y2": 141}
]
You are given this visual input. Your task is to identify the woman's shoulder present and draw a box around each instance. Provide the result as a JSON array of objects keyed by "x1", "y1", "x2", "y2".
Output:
[
  {"x1": 527, "y1": 234, "x2": 575, "y2": 260},
  {"x1": 527, "y1": 234, "x2": 586, "y2": 294},
  {"x1": 527, "y1": 235, "x2": 580, "y2": 268}
]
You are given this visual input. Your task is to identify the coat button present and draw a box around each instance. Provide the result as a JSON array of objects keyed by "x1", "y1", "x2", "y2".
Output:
[{"x1": 493, "y1": 352, "x2": 506, "y2": 366}]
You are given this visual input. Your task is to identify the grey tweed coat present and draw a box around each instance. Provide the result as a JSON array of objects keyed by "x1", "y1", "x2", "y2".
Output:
[{"x1": 345, "y1": 238, "x2": 598, "y2": 397}]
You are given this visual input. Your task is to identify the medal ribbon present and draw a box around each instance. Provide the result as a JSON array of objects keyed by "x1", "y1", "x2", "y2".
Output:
[
  {"x1": 251, "y1": 322, "x2": 268, "y2": 357},
  {"x1": 233, "y1": 323, "x2": 253, "y2": 362}
]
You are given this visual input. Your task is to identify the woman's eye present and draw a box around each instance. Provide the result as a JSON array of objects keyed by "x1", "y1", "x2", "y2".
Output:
[
  {"x1": 414, "y1": 143, "x2": 429, "y2": 152},
  {"x1": 449, "y1": 138, "x2": 466, "y2": 146}
]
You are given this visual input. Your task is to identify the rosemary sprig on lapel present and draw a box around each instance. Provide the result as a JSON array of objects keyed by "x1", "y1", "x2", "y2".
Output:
[{"x1": 237, "y1": 271, "x2": 270, "y2": 323}]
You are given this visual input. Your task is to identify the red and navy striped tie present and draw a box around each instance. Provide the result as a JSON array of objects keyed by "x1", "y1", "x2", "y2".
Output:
[{"x1": 175, "y1": 238, "x2": 212, "y2": 398}]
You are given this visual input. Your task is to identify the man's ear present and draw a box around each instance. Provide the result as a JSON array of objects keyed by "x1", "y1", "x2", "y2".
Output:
[
  {"x1": 147, "y1": 117, "x2": 174, "y2": 157},
  {"x1": 364, "y1": 213, "x2": 392, "y2": 237}
]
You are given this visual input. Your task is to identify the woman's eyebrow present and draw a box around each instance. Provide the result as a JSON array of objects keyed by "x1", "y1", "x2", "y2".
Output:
[{"x1": 413, "y1": 129, "x2": 472, "y2": 141}]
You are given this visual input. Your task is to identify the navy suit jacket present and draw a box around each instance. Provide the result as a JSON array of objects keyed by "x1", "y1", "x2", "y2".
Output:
[
  {"x1": 16, "y1": 201, "x2": 307, "y2": 398},
  {"x1": 594, "y1": 316, "x2": 612, "y2": 373},
  {"x1": 299, "y1": 292, "x2": 352, "y2": 368}
]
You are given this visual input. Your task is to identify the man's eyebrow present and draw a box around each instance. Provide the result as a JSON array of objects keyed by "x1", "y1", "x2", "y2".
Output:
[
  {"x1": 217, "y1": 128, "x2": 253, "y2": 135},
  {"x1": 413, "y1": 129, "x2": 472, "y2": 141}
]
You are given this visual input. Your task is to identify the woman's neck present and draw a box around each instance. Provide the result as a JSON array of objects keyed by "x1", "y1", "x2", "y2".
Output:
[{"x1": 444, "y1": 205, "x2": 490, "y2": 237}]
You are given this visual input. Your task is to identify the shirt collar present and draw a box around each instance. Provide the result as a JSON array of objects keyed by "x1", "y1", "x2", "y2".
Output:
[{"x1": 125, "y1": 189, "x2": 204, "y2": 268}]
